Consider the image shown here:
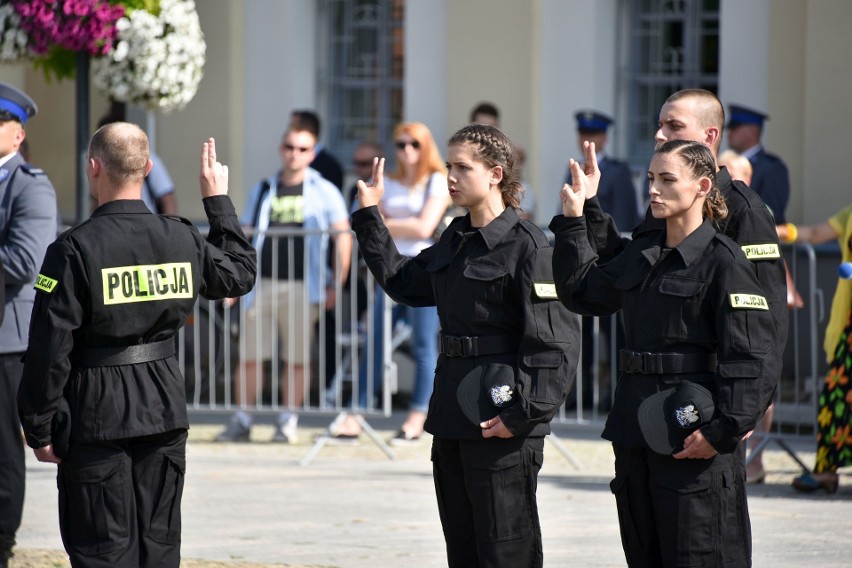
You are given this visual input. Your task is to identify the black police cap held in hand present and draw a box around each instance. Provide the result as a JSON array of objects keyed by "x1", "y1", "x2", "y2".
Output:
[
  {"x1": 0, "y1": 82, "x2": 38, "y2": 124},
  {"x1": 456, "y1": 363, "x2": 516, "y2": 426},
  {"x1": 638, "y1": 382, "x2": 716, "y2": 455}
]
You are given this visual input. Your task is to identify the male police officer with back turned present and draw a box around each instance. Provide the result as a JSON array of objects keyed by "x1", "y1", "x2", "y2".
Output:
[
  {"x1": 0, "y1": 82, "x2": 57, "y2": 568},
  {"x1": 17, "y1": 124, "x2": 256, "y2": 568}
]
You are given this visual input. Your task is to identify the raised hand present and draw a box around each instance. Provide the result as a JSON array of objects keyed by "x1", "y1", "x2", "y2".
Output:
[
  {"x1": 581, "y1": 140, "x2": 601, "y2": 199},
  {"x1": 561, "y1": 159, "x2": 588, "y2": 217},
  {"x1": 200, "y1": 137, "x2": 229, "y2": 198},
  {"x1": 356, "y1": 157, "x2": 385, "y2": 208}
]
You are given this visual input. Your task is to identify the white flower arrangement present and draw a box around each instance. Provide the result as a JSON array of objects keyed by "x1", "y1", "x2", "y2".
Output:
[
  {"x1": 0, "y1": 2, "x2": 30, "y2": 62},
  {"x1": 92, "y1": 0, "x2": 205, "y2": 113}
]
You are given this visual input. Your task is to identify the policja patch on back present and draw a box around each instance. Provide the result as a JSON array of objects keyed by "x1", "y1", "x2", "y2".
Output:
[
  {"x1": 102, "y1": 262, "x2": 193, "y2": 305},
  {"x1": 729, "y1": 293, "x2": 769, "y2": 310}
]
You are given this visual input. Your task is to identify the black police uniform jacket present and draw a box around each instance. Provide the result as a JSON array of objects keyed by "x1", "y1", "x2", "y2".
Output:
[
  {"x1": 581, "y1": 166, "x2": 787, "y2": 414},
  {"x1": 550, "y1": 216, "x2": 776, "y2": 453},
  {"x1": 352, "y1": 205, "x2": 580, "y2": 439},
  {"x1": 17, "y1": 197, "x2": 257, "y2": 448}
]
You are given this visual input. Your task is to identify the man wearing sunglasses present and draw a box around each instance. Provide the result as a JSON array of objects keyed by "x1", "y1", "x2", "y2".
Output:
[{"x1": 216, "y1": 121, "x2": 352, "y2": 444}]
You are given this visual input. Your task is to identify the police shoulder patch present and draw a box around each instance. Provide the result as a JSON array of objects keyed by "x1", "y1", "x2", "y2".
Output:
[
  {"x1": 533, "y1": 282, "x2": 558, "y2": 300},
  {"x1": 729, "y1": 293, "x2": 769, "y2": 310},
  {"x1": 35, "y1": 274, "x2": 58, "y2": 293},
  {"x1": 740, "y1": 243, "x2": 780, "y2": 261},
  {"x1": 20, "y1": 164, "x2": 46, "y2": 177}
]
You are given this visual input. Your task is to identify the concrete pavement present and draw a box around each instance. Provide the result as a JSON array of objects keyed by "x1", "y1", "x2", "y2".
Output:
[{"x1": 15, "y1": 413, "x2": 852, "y2": 567}]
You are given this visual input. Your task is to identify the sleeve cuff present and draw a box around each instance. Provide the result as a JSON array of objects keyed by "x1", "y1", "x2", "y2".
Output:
[
  {"x1": 202, "y1": 195, "x2": 237, "y2": 217},
  {"x1": 351, "y1": 205, "x2": 383, "y2": 231}
]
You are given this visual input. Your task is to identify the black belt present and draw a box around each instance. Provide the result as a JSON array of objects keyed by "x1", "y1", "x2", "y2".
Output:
[
  {"x1": 439, "y1": 333, "x2": 518, "y2": 358},
  {"x1": 617, "y1": 350, "x2": 717, "y2": 375},
  {"x1": 72, "y1": 338, "x2": 175, "y2": 367}
]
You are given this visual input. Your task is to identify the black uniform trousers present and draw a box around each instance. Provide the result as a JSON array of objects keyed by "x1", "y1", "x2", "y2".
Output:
[
  {"x1": 58, "y1": 429, "x2": 187, "y2": 568},
  {"x1": 0, "y1": 353, "x2": 25, "y2": 559},
  {"x1": 610, "y1": 443, "x2": 751, "y2": 568},
  {"x1": 431, "y1": 436, "x2": 544, "y2": 568}
]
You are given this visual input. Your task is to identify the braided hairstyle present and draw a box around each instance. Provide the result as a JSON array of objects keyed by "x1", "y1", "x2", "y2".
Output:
[
  {"x1": 448, "y1": 124, "x2": 523, "y2": 209},
  {"x1": 654, "y1": 139, "x2": 728, "y2": 221}
]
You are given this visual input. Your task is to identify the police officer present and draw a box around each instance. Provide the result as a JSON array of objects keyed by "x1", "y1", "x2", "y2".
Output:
[
  {"x1": 353, "y1": 124, "x2": 580, "y2": 568},
  {"x1": 17, "y1": 125, "x2": 256, "y2": 568},
  {"x1": 0, "y1": 82, "x2": 57, "y2": 568},
  {"x1": 552, "y1": 140, "x2": 777, "y2": 566},
  {"x1": 565, "y1": 110, "x2": 640, "y2": 410},
  {"x1": 580, "y1": 89, "x2": 787, "y2": 421},
  {"x1": 726, "y1": 104, "x2": 791, "y2": 224},
  {"x1": 566, "y1": 110, "x2": 640, "y2": 230}
]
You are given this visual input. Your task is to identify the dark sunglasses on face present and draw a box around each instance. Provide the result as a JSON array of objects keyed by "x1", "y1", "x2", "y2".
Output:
[
  {"x1": 394, "y1": 140, "x2": 420, "y2": 150},
  {"x1": 352, "y1": 159, "x2": 374, "y2": 168},
  {"x1": 284, "y1": 143, "x2": 312, "y2": 153}
]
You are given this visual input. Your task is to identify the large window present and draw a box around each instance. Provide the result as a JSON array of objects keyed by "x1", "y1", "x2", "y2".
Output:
[
  {"x1": 320, "y1": 0, "x2": 405, "y2": 170},
  {"x1": 625, "y1": 0, "x2": 720, "y2": 166}
]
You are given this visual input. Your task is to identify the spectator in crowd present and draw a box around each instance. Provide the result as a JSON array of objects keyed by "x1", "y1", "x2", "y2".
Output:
[
  {"x1": 469, "y1": 101, "x2": 500, "y2": 127},
  {"x1": 0, "y1": 82, "x2": 58, "y2": 568},
  {"x1": 336, "y1": 123, "x2": 447, "y2": 444},
  {"x1": 291, "y1": 109, "x2": 344, "y2": 190},
  {"x1": 726, "y1": 104, "x2": 790, "y2": 224},
  {"x1": 780, "y1": 208, "x2": 852, "y2": 493},
  {"x1": 215, "y1": 121, "x2": 351, "y2": 443}
]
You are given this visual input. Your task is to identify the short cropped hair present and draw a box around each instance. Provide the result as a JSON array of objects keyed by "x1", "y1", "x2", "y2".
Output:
[{"x1": 88, "y1": 122, "x2": 150, "y2": 186}]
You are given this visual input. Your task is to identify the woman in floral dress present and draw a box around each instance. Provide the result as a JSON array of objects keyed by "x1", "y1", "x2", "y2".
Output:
[{"x1": 780, "y1": 204, "x2": 852, "y2": 492}]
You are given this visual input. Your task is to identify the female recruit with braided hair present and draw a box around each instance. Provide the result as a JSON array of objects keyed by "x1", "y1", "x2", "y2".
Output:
[
  {"x1": 551, "y1": 139, "x2": 777, "y2": 566},
  {"x1": 351, "y1": 123, "x2": 580, "y2": 568}
]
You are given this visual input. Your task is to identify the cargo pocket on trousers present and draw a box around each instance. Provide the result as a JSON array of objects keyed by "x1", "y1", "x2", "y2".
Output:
[
  {"x1": 471, "y1": 451, "x2": 529, "y2": 543},
  {"x1": 656, "y1": 468, "x2": 719, "y2": 565},
  {"x1": 59, "y1": 458, "x2": 130, "y2": 557},
  {"x1": 609, "y1": 474, "x2": 644, "y2": 566},
  {"x1": 149, "y1": 453, "x2": 186, "y2": 544}
]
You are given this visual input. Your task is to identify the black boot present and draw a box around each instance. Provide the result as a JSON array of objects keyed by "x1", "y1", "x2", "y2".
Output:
[{"x1": 0, "y1": 534, "x2": 14, "y2": 568}]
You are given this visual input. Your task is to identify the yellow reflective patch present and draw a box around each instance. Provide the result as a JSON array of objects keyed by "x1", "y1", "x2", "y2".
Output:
[
  {"x1": 741, "y1": 243, "x2": 780, "y2": 260},
  {"x1": 730, "y1": 293, "x2": 769, "y2": 310},
  {"x1": 34, "y1": 274, "x2": 58, "y2": 293},
  {"x1": 101, "y1": 263, "x2": 193, "y2": 305},
  {"x1": 533, "y1": 282, "x2": 558, "y2": 300}
]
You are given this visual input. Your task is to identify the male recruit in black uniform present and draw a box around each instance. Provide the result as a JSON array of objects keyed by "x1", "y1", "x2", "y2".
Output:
[
  {"x1": 17, "y1": 125, "x2": 256, "y2": 568},
  {"x1": 0, "y1": 82, "x2": 58, "y2": 568}
]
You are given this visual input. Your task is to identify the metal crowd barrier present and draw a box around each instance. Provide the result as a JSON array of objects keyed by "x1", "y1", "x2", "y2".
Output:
[
  {"x1": 177, "y1": 226, "x2": 398, "y2": 463},
  {"x1": 176, "y1": 223, "x2": 837, "y2": 469}
]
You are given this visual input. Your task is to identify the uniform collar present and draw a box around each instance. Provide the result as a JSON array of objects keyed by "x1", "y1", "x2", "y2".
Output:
[
  {"x1": 470, "y1": 205, "x2": 519, "y2": 250},
  {"x1": 641, "y1": 219, "x2": 716, "y2": 267},
  {"x1": 91, "y1": 199, "x2": 153, "y2": 217}
]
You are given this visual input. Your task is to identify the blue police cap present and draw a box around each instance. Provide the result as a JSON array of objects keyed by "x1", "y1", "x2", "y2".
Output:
[
  {"x1": 575, "y1": 110, "x2": 613, "y2": 133},
  {"x1": 0, "y1": 82, "x2": 37, "y2": 125},
  {"x1": 727, "y1": 104, "x2": 767, "y2": 128}
]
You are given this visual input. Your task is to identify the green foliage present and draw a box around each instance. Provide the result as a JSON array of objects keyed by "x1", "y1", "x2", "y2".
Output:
[{"x1": 32, "y1": 47, "x2": 79, "y2": 82}]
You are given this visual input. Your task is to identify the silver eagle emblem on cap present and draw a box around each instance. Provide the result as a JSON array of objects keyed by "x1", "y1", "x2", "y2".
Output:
[
  {"x1": 674, "y1": 403, "x2": 700, "y2": 428},
  {"x1": 489, "y1": 385, "x2": 514, "y2": 407}
]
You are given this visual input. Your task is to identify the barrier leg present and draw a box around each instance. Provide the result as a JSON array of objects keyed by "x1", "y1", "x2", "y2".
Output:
[
  {"x1": 546, "y1": 433, "x2": 582, "y2": 471},
  {"x1": 299, "y1": 412, "x2": 396, "y2": 466}
]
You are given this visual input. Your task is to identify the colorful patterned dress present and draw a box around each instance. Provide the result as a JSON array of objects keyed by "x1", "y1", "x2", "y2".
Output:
[{"x1": 814, "y1": 203, "x2": 852, "y2": 473}]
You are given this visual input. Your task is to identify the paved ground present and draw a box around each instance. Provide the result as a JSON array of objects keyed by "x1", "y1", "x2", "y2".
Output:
[{"x1": 14, "y1": 413, "x2": 852, "y2": 567}]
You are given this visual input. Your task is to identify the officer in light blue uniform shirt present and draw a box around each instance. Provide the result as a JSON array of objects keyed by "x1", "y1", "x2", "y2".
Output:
[{"x1": 0, "y1": 81, "x2": 58, "y2": 568}]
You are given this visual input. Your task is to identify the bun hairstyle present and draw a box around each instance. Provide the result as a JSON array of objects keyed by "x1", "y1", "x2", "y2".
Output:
[
  {"x1": 654, "y1": 139, "x2": 728, "y2": 221},
  {"x1": 448, "y1": 124, "x2": 523, "y2": 209}
]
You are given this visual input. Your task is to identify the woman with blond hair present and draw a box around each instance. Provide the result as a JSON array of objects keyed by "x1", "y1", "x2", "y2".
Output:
[{"x1": 337, "y1": 122, "x2": 449, "y2": 443}]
